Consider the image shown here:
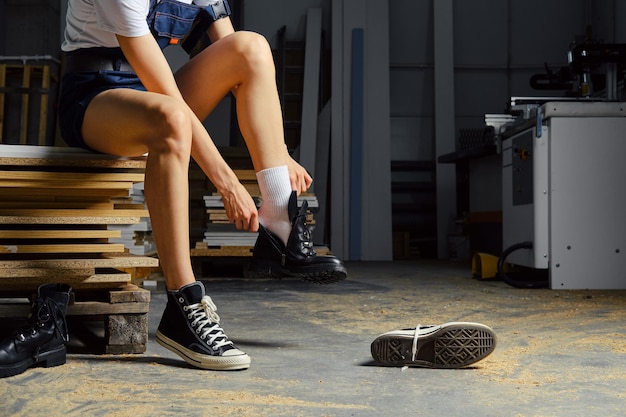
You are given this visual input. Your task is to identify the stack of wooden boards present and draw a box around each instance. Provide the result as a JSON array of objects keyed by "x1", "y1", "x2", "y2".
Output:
[
  {"x1": 0, "y1": 144, "x2": 158, "y2": 353},
  {"x1": 190, "y1": 169, "x2": 319, "y2": 258}
]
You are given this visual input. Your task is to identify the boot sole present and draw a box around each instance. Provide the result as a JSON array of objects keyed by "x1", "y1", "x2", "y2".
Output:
[
  {"x1": 156, "y1": 331, "x2": 250, "y2": 371},
  {"x1": 0, "y1": 345, "x2": 66, "y2": 378},
  {"x1": 371, "y1": 322, "x2": 496, "y2": 368},
  {"x1": 246, "y1": 260, "x2": 348, "y2": 284}
]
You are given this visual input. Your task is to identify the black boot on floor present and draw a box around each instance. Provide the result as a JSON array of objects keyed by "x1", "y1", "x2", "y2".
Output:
[
  {"x1": 0, "y1": 283, "x2": 72, "y2": 378},
  {"x1": 156, "y1": 281, "x2": 250, "y2": 371},
  {"x1": 248, "y1": 191, "x2": 347, "y2": 284}
]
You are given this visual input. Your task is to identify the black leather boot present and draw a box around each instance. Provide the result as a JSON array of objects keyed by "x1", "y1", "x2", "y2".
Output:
[
  {"x1": 0, "y1": 283, "x2": 72, "y2": 378},
  {"x1": 248, "y1": 191, "x2": 348, "y2": 284}
]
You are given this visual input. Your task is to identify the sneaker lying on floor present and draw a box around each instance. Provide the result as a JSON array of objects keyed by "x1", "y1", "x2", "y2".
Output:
[{"x1": 370, "y1": 322, "x2": 496, "y2": 368}]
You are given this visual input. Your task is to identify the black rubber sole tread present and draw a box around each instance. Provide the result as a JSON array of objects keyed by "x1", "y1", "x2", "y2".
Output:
[
  {"x1": 371, "y1": 323, "x2": 496, "y2": 368},
  {"x1": 246, "y1": 262, "x2": 348, "y2": 284}
]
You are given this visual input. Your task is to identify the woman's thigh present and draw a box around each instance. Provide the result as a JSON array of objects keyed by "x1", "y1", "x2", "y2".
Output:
[
  {"x1": 82, "y1": 88, "x2": 189, "y2": 157},
  {"x1": 175, "y1": 31, "x2": 273, "y2": 118}
]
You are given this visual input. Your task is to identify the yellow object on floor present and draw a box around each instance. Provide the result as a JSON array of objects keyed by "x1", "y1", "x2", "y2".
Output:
[{"x1": 472, "y1": 252, "x2": 510, "y2": 279}]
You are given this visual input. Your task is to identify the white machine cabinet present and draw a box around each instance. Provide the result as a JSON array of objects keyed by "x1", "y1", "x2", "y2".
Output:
[{"x1": 502, "y1": 101, "x2": 626, "y2": 289}]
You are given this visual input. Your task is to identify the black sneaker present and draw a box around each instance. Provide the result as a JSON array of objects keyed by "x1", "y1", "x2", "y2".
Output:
[
  {"x1": 156, "y1": 282, "x2": 250, "y2": 371},
  {"x1": 248, "y1": 191, "x2": 347, "y2": 284},
  {"x1": 371, "y1": 322, "x2": 496, "y2": 368}
]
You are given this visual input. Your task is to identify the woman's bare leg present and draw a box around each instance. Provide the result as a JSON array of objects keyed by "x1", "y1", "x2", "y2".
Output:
[
  {"x1": 175, "y1": 31, "x2": 313, "y2": 244},
  {"x1": 81, "y1": 88, "x2": 196, "y2": 290},
  {"x1": 175, "y1": 31, "x2": 288, "y2": 172}
]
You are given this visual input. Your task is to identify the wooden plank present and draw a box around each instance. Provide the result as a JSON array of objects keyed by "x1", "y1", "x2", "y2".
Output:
[
  {"x1": 0, "y1": 243, "x2": 126, "y2": 254},
  {"x1": 0, "y1": 144, "x2": 147, "y2": 169},
  {"x1": 113, "y1": 203, "x2": 146, "y2": 210},
  {"x1": 0, "y1": 267, "x2": 95, "y2": 278},
  {"x1": 68, "y1": 301, "x2": 149, "y2": 315},
  {"x1": 0, "y1": 271, "x2": 131, "y2": 285},
  {"x1": 0, "y1": 171, "x2": 145, "y2": 183},
  {"x1": 0, "y1": 253, "x2": 159, "y2": 269},
  {"x1": 0, "y1": 64, "x2": 5, "y2": 143},
  {"x1": 0, "y1": 209, "x2": 149, "y2": 217},
  {"x1": 233, "y1": 170, "x2": 257, "y2": 181},
  {"x1": 0, "y1": 215, "x2": 144, "y2": 225},
  {"x1": 108, "y1": 284, "x2": 150, "y2": 303},
  {"x1": 38, "y1": 65, "x2": 50, "y2": 146},
  {"x1": 0, "y1": 201, "x2": 114, "y2": 209},
  {"x1": 20, "y1": 65, "x2": 30, "y2": 144},
  {"x1": 190, "y1": 246, "x2": 253, "y2": 257},
  {"x1": 0, "y1": 300, "x2": 149, "y2": 317},
  {"x1": 0, "y1": 229, "x2": 121, "y2": 239},
  {"x1": 0, "y1": 188, "x2": 130, "y2": 198},
  {"x1": 0, "y1": 179, "x2": 135, "y2": 189}
]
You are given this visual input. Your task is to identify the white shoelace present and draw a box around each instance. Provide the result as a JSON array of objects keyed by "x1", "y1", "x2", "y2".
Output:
[
  {"x1": 184, "y1": 296, "x2": 233, "y2": 350},
  {"x1": 411, "y1": 324, "x2": 421, "y2": 361}
]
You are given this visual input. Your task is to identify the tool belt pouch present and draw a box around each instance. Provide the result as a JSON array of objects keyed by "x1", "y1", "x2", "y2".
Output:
[{"x1": 147, "y1": 0, "x2": 230, "y2": 57}]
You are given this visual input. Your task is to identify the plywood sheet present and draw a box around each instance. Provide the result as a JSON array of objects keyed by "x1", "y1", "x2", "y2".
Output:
[{"x1": 0, "y1": 243, "x2": 126, "y2": 254}]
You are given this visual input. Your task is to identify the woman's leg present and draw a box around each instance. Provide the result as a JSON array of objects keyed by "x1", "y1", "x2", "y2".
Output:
[
  {"x1": 175, "y1": 31, "x2": 287, "y2": 172},
  {"x1": 174, "y1": 31, "x2": 347, "y2": 283},
  {"x1": 175, "y1": 31, "x2": 305, "y2": 244},
  {"x1": 81, "y1": 88, "x2": 195, "y2": 291},
  {"x1": 81, "y1": 86, "x2": 251, "y2": 370}
]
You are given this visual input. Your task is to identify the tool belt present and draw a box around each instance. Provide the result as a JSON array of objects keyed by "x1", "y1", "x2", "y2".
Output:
[
  {"x1": 147, "y1": 0, "x2": 231, "y2": 56},
  {"x1": 62, "y1": 51, "x2": 134, "y2": 74}
]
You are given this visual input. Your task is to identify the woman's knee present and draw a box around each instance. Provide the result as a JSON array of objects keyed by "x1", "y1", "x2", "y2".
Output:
[
  {"x1": 230, "y1": 31, "x2": 274, "y2": 73},
  {"x1": 148, "y1": 101, "x2": 193, "y2": 155}
]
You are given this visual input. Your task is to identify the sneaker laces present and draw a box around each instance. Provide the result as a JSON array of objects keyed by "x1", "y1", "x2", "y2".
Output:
[
  {"x1": 411, "y1": 324, "x2": 421, "y2": 362},
  {"x1": 184, "y1": 296, "x2": 233, "y2": 350}
]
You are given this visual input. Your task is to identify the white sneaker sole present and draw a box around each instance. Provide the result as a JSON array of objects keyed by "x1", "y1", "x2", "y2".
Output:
[{"x1": 156, "y1": 330, "x2": 251, "y2": 371}]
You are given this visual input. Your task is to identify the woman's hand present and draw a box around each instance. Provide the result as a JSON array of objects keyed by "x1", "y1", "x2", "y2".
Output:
[
  {"x1": 219, "y1": 182, "x2": 259, "y2": 232},
  {"x1": 287, "y1": 156, "x2": 312, "y2": 195}
]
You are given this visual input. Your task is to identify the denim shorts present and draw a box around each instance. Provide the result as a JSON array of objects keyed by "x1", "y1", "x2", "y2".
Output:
[{"x1": 58, "y1": 69, "x2": 146, "y2": 151}]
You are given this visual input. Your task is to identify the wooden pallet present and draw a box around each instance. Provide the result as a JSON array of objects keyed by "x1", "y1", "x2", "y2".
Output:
[
  {"x1": 0, "y1": 63, "x2": 53, "y2": 145},
  {"x1": 0, "y1": 284, "x2": 150, "y2": 354},
  {"x1": 0, "y1": 145, "x2": 156, "y2": 353}
]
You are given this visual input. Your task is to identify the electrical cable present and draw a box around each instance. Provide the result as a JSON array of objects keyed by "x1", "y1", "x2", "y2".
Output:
[{"x1": 497, "y1": 241, "x2": 549, "y2": 289}]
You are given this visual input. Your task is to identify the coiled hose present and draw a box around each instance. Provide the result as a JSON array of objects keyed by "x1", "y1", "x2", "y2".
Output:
[{"x1": 497, "y1": 241, "x2": 549, "y2": 289}]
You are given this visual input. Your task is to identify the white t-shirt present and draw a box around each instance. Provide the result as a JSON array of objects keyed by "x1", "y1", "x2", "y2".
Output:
[{"x1": 62, "y1": 0, "x2": 152, "y2": 51}]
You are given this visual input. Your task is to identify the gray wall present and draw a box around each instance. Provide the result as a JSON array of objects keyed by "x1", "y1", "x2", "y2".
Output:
[
  {"x1": 2, "y1": 0, "x2": 624, "y2": 258},
  {"x1": 388, "y1": 0, "x2": 625, "y2": 258}
]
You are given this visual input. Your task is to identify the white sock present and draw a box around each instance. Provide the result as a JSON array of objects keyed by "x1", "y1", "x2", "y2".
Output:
[{"x1": 256, "y1": 165, "x2": 292, "y2": 245}]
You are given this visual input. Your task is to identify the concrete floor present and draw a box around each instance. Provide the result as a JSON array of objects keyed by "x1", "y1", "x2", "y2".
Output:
[{"x1": 1, "y1": 260, "x2": 625, "y2": 416}]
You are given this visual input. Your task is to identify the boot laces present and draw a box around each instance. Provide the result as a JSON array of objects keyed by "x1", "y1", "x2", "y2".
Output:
[
  {"x1": 18, "y1": 299, "x2": 69, "y2": 343},
  {"x1": 183, "y1": 296, "x2": 233, "y2": 350},
  {"x1": 294, "y1": 211, "x2": 314, "y2": 253}
]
